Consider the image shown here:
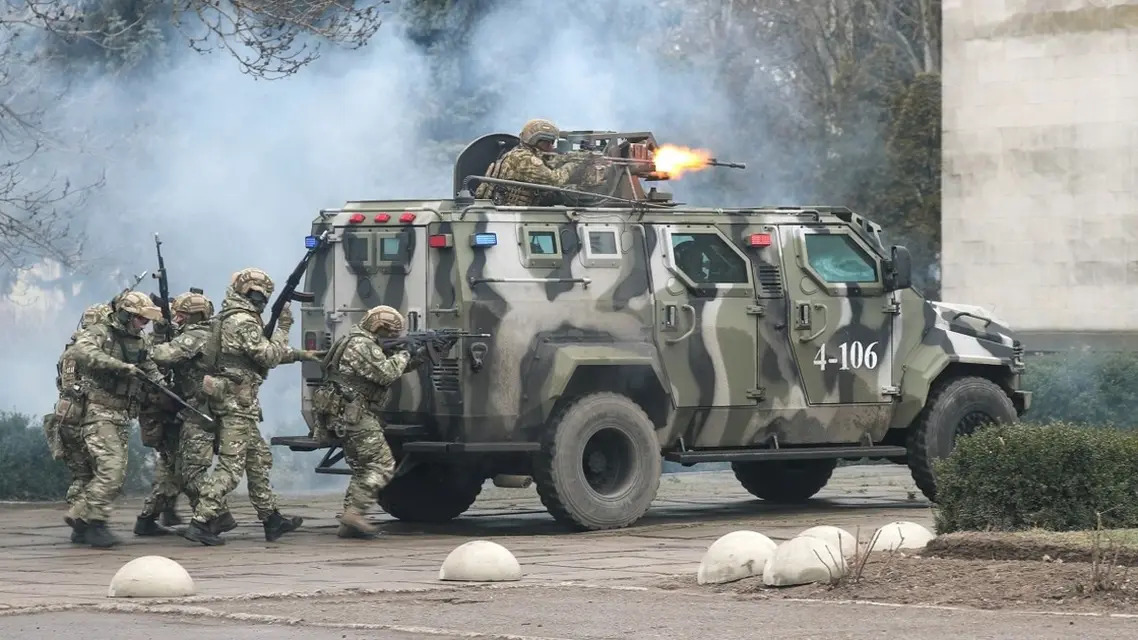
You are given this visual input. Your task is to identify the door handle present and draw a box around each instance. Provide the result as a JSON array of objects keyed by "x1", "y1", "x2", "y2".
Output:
[
  {"x1": 796, "y1": 303, "x2": 829, "y2": 342},
  {"x1": 665, "y1": 304, "x2": 697, "y2": 344},
  {"x1": 664, "y1": 304, "x2": 678, "y2": 328}
]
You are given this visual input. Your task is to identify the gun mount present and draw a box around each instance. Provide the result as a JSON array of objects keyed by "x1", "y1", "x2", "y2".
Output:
[{"x1": 453, "y1": 129, "x2": 744, "y2": 209}]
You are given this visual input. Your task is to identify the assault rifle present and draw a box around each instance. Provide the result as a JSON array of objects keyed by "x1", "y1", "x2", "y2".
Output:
[
  {"x1": 131, "y1": 370, "x2": 213, "y2": 424},
  {"x1": 150, "y1": 234, "x2": 176, "y2": 346},
  {"x1": 264, "y1": 229, "x2": 330, "y2": 339},
  {"x1": 379, "y1": 329, "x2": 491, "y2": 366}
]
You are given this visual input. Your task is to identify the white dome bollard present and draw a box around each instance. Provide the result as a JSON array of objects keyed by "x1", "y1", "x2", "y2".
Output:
[
  {"x1": 762, "y1": 536, "x2": 848, "y2": 587},
  {"x1": 696, "y1": 530, "x2": 778, "y2": 585},
  {"x1": 107, "y1": 556, "x2": 195, "y2": 598},
  {"x1": 868, "y1": 521, "x2": 936, "y2": 552},
  {"x1": 796, "y1": 525, "x2": 857, "y2": 559},
  {"x1": 439, "y1": 540, "x2": 522, "y2": 582}
]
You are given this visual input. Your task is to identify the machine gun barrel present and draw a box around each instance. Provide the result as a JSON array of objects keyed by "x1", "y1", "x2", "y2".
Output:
[{"x1": 707, "y1": 158, "x2": 746, "y2": 169}]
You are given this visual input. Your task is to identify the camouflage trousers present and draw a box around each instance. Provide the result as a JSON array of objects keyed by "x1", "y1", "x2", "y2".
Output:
[
  {"x1": 340, "y1": 414, "x2": 396, "y2": 513},
  {"x1": 178, "y1": 417, "x2": 224, "y2": 513},
  {"x1": 191, "y1": 413, "x2": 278, "y2": 524},
  {"x1": 77, "y1": 419, "x2": 131, "y2": 523},
  {"x1": 139, "y1": 422, "x2": 181, "y2": 519},
  {"x1": 59, "y1": 422, "x2": 92, "y2": 522}
]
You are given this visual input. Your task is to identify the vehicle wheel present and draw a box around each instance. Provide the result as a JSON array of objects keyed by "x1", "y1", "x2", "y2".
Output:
[
  {"x1": 907, "y1": 375, "x2": 1017, "y2": 502},
  {"x1": 731, "y1": 459, "x2": 837, "y2": 503},
  {"x1": 377, "y1": 461, "x2": 484, "y2": 523},
  {"x1": 532, "y1": 392, "x2": 661, "y2": 531}
]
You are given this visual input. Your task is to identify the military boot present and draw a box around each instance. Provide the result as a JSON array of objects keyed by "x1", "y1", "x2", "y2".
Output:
[
  {"x1": 263, "y1": 511, "x2": 303, "y2": 542},
  {"x1": 183, "y1": 519, "x2": 224, "y2": 546},
  {"x1": 337, "y1": 508, "x2": 379, "y2": 539},
  {"x1": 64, "y1": 516, "x2": 87, "y2": 544},
  {"x1": 211, "y1": 511, "x2": 237, "y2": 534},
  {"x1": 133, "y1": 515, "x2": 173, "y2": 536},
  {"x1": 84, "y1": 520, "x2": 120, "y2": 549}
]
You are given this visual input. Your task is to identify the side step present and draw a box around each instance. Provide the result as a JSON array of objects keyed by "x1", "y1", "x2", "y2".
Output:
[
  {"x1": 664, "y1": 445, "x2": 907, "y2": 464},
  {"x1": 269, "y1": 424, "x2": 430, "y2": 452}
]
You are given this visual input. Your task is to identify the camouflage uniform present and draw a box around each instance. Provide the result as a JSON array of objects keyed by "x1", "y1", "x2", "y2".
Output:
[
  {"x1": 137, "y1": 291, "x2": 237, "y2": 536},
  {"x1": 133, "y1": 309, "x2": 184, "y2": 534},
  {"x1": 311, "y1": 305, "x2": 424, "y2": 538},
  {"x1": 183, "y1": 268, "x2": 318, "y2": 546},
  {"x1": 63, "y1": 291, "x2": 165, "y2": 548},
  {"x1": 45, "y1": 303, "x2": 111, "y2": 544},
  {"x1": 475, "y1": 118, "x2": 607, "y2": 206}
]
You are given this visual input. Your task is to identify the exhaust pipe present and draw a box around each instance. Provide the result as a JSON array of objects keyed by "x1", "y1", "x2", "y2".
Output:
[{"x1": 492, "y1": 474, "x2": 533, "y2": 489}]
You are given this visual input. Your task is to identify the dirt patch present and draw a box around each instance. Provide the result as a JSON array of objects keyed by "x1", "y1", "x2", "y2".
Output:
[
  {"x1": 666, "y1": 554, "x2": 1138, "y2": 613},
  {"x1": 925, "y1": 530, "x2": 1138, "y2": 565}
]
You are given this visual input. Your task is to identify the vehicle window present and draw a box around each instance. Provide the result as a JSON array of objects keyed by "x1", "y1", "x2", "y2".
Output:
[
  {"x1": 670, "y1": 232, "x2": 748, "y2": 284},
  {"x1": 379, "y1": 236, "x2": 401, "y2": 261},
  {"x1": 588, "y1": 230, "x2": 618, "y2": 255},
  {"x1": 529, "y1": 230, "x2": 558, "y2": 255},
  {"x1": 804, "y1": 234, "x2": 878, "y2": 283},
  {"x1": 343, "y1": 233, "x2": 370, "y2": 265}
]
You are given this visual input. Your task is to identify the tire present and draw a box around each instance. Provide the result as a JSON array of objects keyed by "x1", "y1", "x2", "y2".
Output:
[
  {"x1": 532, "y1": 392, "x2": 662, "y2": 531},
  {"x1": 731, "y1": 458, "x2": 837, "y2": 503},
  {"x1": 377, "y1": 461, "x2": 484, "y2": 523},
  {"x1": 907, "y1": 375, "x2": 1017, "y2": 502}
]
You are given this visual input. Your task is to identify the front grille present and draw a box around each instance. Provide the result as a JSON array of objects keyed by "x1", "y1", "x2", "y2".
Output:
[{"x1": 431, "y1": 357, "x2": 460, "y2": 393}]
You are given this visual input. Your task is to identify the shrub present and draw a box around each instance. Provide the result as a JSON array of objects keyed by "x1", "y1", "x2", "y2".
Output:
[
  {"x1": 1022, "y1": 351, "x2": 1138, "y2": 428},
  {"x1": 0, "y1": 411, "x2": 151, "y2": 501},
  {"x1": 933, "y1": 421, "x2": 1138, "y2": 534}
]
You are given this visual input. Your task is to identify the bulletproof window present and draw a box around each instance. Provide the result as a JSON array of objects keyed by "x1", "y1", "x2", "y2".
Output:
[
  {"x1": 670, "y1": 232, "x2": 748, "y2": 285},
  {"x1": 379, "y1": 236, "x2": 402, "y2": 261},
  {"x1": 804, "y1": 234, "x2": 878, "y2": 283},
  {"x1": 587, "y1": 230, "x2": 618, "y2": 255},
  {"x1": 343, "y1": 233, "x2": 371, "y2": 266},
  {"x1": 528, "y1": 231, "x2": 558, "y2": 255}
]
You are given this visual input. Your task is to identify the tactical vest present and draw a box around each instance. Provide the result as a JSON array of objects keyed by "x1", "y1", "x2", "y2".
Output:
[
  {"x1": 56, "y1": 333, "x2": 82, "y2": 397},
  {"x1": 168, "y1": 323, "x2": 214, "y2": 399},
  {"x1": 79, "y1": 323, "x2": 148, "y2": 408},
  {"x1": 323, "y1": 332, "x2": 388, "y2": 403},
  {"x1": 207, "y1": 307, "x2": 268, "y2": 381}
]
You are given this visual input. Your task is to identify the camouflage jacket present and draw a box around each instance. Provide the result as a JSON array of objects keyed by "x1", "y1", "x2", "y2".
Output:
[
  {"x1": 323, "y1": 327, "x2": 412, "y2": 406},
  {"x1": 56, "y1": 329, "x2": 84, "y2": 398},
  {"x1": 475, "y1": 144, "x2": 591, "y2": 206},
  {"x1": 150, "y1": 320, "x2": 213, "y2": 405},
  {"x1": 66, "y1": 315, "x2": 164, "y2": 420},
  {"x1": 213, "y1": 287, "x2": 301, "y2": 385}
]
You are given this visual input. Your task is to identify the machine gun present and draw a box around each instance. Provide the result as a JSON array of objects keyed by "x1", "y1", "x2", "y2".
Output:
[
  {"x1": 263, "y1": 229, "x2": 330, "y2": 339},
  {"x1": 150, "y1": 234, "x2": 175, "y2": 345},
  {"x1": 379, "y1": 329, "x2": 491, "y2": 367}
]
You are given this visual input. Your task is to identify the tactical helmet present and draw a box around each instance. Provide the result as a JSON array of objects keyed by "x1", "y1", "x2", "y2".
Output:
[
  {"x1": 80, "y1": 303, "x2": 110, "y2": 329},
  {"x1": 172, "y1": 291, "x2": 214, "y2": 318},
  {"x1": 231, "y1": 268, "x2": 275, "y2": 297},
  {"x1": 360, "y1": 305, "x2": 405, "y2": 336},
  {"x1": 115, "y1": 290, "x2": 163, "y2": 321},
  {"x1": 519, "y1": 119, "x2": 559, "y2": 147}
]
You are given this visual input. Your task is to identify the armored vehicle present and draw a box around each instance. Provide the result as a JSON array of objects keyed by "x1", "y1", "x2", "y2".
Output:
[{"x1": 271, "y1": 129, "x2": 1031, "y2": 531}]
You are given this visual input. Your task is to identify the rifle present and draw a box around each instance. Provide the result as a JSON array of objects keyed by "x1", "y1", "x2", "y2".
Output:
[
  {"x1": 132, "y1": 371, "x2": 214, "y2": 424},
  {"x1": 263, "y1": 229, "x2": 330, "y2": 339},
  {"x1": 379, "y1": 329, "x2": 491, "y2": 366},
  {"x1": 150, "y1": 234, "x2": 175, "y2": 343}
]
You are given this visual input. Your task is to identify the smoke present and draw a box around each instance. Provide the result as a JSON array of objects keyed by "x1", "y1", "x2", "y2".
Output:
[{"x1": 0, "y1": 0, "x2": 832, "y2": 457}]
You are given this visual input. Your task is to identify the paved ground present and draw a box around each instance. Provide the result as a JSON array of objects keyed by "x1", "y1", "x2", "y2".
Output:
[{"x1": 1, "y1": 466, "x2": 1135, "y2": 638}]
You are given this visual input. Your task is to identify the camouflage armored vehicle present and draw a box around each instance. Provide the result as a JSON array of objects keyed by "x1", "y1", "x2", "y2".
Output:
[{"x1": 272, "y1": 129, "x2": 1031, "y2": 531}]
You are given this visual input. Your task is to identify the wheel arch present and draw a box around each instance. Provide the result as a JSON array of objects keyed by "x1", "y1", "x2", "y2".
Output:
[{"x1": 890, "y1": 350, "x2": 1025, "y2": 434}]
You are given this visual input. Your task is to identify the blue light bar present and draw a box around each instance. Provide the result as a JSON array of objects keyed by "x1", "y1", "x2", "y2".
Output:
[
  {"x1": 304, "y1": 235, "x2": 319, "y2": 249},
  {"x1": 471, "y1": 232, "x2": 497, "y2": 247}
]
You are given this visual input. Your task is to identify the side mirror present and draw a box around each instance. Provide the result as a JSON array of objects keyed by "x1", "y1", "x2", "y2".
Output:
[{"x1": 885, "y1": 245, "x2": 913, "y2": 292}]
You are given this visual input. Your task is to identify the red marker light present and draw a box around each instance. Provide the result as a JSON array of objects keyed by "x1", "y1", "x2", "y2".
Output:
[
  {"x1": 748, "y1": 233, "x2": 772, "y2": 247},
  {"x1": 428, "y1": 234, "x2": 453, "y2": 248},
  {"x1": 374, "y1": 213, "x2": 391, "y2": 223},
  {"x1": 347, "y1": 213, "x2": 365, "y2": 224},
  {"x1": 304, "y1": 331, "x2": 317, "y2": 350},
  {"x1": 399, "y1": 212, "x2": 416, "y2": 223}
]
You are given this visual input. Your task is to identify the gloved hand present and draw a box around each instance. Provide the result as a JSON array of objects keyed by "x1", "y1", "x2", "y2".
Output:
[
  {"x1": 278, "y1": 304, "x2": 293, "y2": 332},
  {"x1": 299, "y1": 349, "x2": 327, "y2": 362},
  {"x1": 120, "y1": 362, "x2": 144, "y2": 378}
]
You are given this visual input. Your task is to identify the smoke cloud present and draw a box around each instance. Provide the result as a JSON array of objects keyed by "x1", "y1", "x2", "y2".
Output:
[{"x1": 0, "y1": 0, "x2": 810, "y2": 437}]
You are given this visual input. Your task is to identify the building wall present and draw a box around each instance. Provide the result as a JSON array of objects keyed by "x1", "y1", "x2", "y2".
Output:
[{"x1": 941, "y1": 0, "x2": 1138, "y2": 350}]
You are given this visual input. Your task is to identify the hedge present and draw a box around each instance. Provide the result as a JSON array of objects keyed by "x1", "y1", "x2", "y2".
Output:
[
  {"x1": 933, "y1": 421, "x2": 1138, "y2": 533},
  {"x1": 0, "y1": 411, "x2": 150, "y2": 501},
  {"x1": 1022, "y1": 350, "x2": 1138, "y2": 427}
]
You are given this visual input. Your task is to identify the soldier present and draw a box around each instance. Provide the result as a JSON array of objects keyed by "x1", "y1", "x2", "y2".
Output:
[
  {"x1": 64, "y1": 291, "x2": 166, "y2": 548},
  {"x1": 475, "y1": 118, "x2": 607, "y2": 206},
  {"x1": 46, "y1": 302, "x2": 111, "y2": 544},
  {"x1": 310, "y1": 305, "x2": 425, "y2": 538},
  {"x1": 182, "y1": 267, "x2": 319, "y2": 546},
  {"x1": 134, "y1": 291, "x2": 237, "y2": 537}
]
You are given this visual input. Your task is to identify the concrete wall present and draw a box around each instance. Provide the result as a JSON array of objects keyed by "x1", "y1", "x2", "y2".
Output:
[{"x1": 941, "y1": 0, "x2": 1138, "y2": 350}]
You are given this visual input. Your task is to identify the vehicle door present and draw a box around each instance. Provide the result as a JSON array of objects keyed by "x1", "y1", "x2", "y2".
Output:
[{"x1": 783, "y1": 224, "x2": 894, "y2": 405}]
